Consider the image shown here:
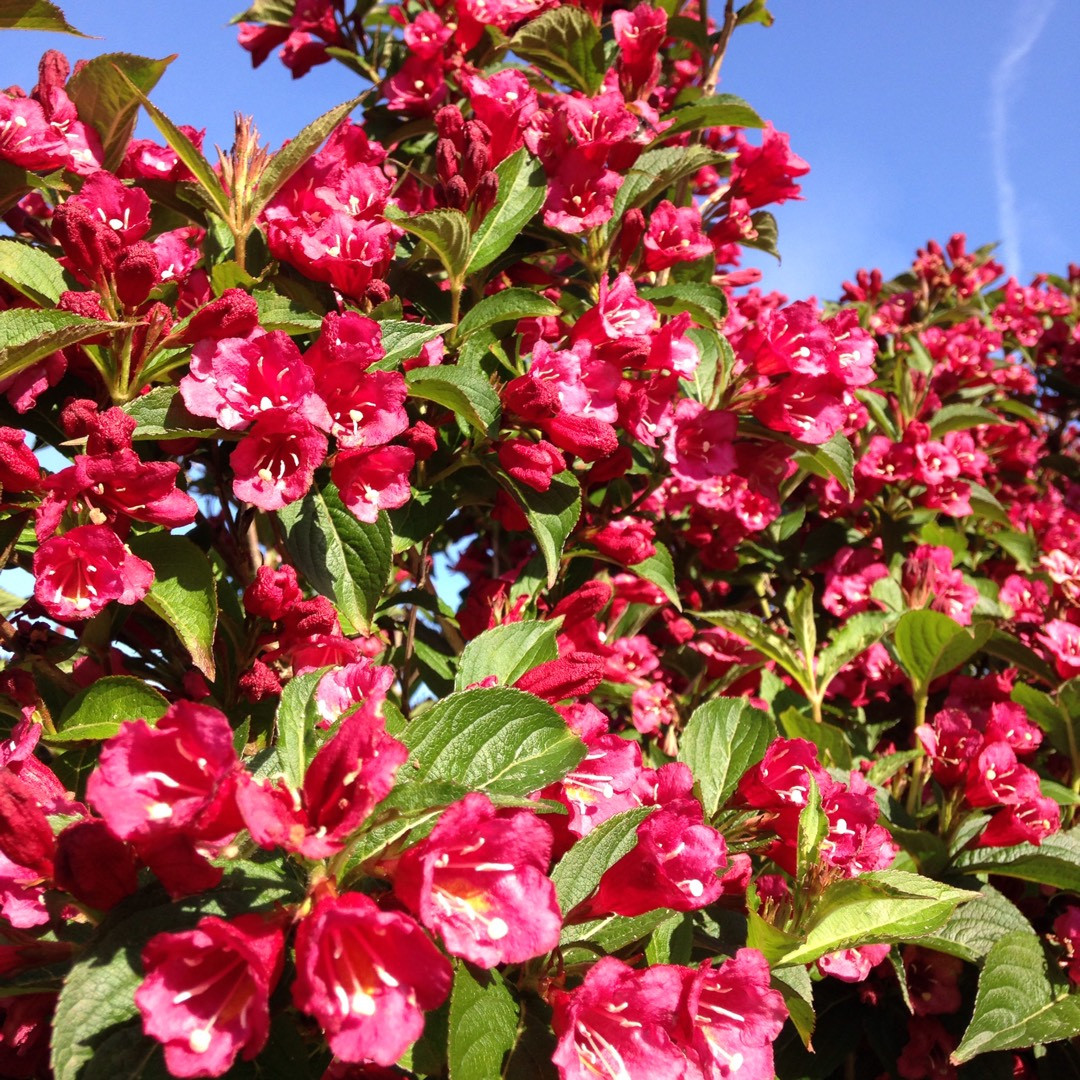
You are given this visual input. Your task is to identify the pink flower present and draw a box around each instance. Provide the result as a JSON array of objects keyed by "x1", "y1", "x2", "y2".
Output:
[
  {"x1": 677, "y1": 950, "x2": 788, "y2": 1080},
  {"x1": 292, "y1": 892, "x2": 452, "y2": 1065},
  {"x1": 333, "y1": 444, "x2": 415, "y2": 523},
  {"x1": 579, "y1": 800, "x2": 727, "y2": 917},
  {"x1": 231, "y1": 410, "x2": 328, "y2": 511},
  {"x1": 642, "y1": 201, "x2": 713, "y2": 272},
  {"x1": 314, "y1": 367, "x2": 408, "y2": 449},
  {"x1": 551, "y1": 957, "x2": 690, "y2": 1080},
  {"x1": 663, "y1": 401, "x2": 737, "y2": 481},
  {"x1": 33, "y1": 524, "x2": 153, "y2": 621},
  {"x1": 86, "y1": 702, "x2": 241, "y2": 895},
  {"x1": 818, "y1": 943, "x2": 889, "y2": 983},
  {"x1": 498, "y1": 438, "x2": 565, "y2": 492},
  {"x1": 136, "y1": 914, "x2": 284, "y2": 1077},
  {"x1": 237, "y1": 701, "x2": 405, "y2": 859},
  {"x1": 394, "y1": 793, "x2": 562, "y2": 967},
  {"x1": 1037, "y1": 619, "x2": 1080, "y2": 679}
]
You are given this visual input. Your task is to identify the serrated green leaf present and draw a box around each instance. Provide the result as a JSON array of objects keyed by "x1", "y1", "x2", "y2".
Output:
[
  {"x1": 796, "y1": 775, "x2": 828, "y2": 884},
  {"x1": 677, "y1": 696, "x2": 775, "y2": 816},
  {"x1": 657, "y1": 93, "x2": 765, "y2": 139},
  {"x1": 952, "y1": 929, "x2": 1080, "y2": 1064},
  {"x1": 0, "y1": 308, "x2": 124, "y2": 383},
  {"x1": 457, "y1": 288, "x2": 559, "y2": 339},
  {"x1": 779, "y1": 706, "x2": 852, "y2": 769},
  {"x1": 0, "y1": 237, "x2": 68, "y2": 305},
  {"x1": 278, "y1": 483, "x2": 393, "y2": 634},
  {"x1": 784, "y1": 581, "x2": 816, "y2": 665},
  {"x1": 776, "y1": 870, "x2": 976, "y2": 967},
  {"x1": 454, "y1": 619, "x2": 561, "y2": 691},
  {"x1": 951, "y1": 830, "x2": 1080, "y2": 891},
  {"x1": 552, "y1": 806, "x2": 654, "y2": 915},
  {"x1": 927, "y1": 402, "x2": 1005, "y2": 438},
  {"x1": 640, "y1": 282, "x2": 729, "y2": 328},
  {"x1": 510, "y1": 6, "x2": 605, "y2": 94},
  {"x1": 253, "y1": 286, "x2": 326, "y2": 333},
  {"x1": 632, "y1": 542, "x2": 682, "y2": 610},
  {"x1": 46, "y1": 676, "x2": 168, "y2": 743},
  {"x1": 0, "y1": 0, "x2": 89, "y2": 34},
  {"x1": 406, "y1": 365, "x2": 501, "y2": 434},
  {"x1": 916, "y1": 883, "x2": 1034, "y2": 964},
  {"x1": 893, "y1": 610, "x2": 992, "y2": 693},
  {"x1": 375, "y1": 320, "x2": 451, "y2": 370},
  {"x1": 128, "y1": 533, "x2": 218, "y2": 680},
  {"x1": 401, "y1": 686, "x2": 586, "y2": 798},
  {"x1": 275, "y1": 668, "x2": 325, "y2": 789},
  {"x1": 608, "y1": 145, "x2": 728, "y2": 237},
  {"x1": 966, "y1": 481, "x2": 1011, "y2": 527},
  {"x1": 500, "y1": 471, "x2": 581, "y2": 589},
  {"x1": 121, "y1": 385, "x2": 218, "y2": 441},
  {"x1": 561, "y1": 909, "x2": 673, "y2": 963},
  {"x1": 250, "y1": 95, "x2": 362, "y2": 217},
  {"x1": 448, "y1": 964, "x2": 518, "y2": 1080},
  {"x1": 119, "y1": 72, "x2": 230, "y2": 219},
  {"x1": 398, "y1": 209, "x2": 471, "y2": 282},
  {"x1": 742, "y1": 210, "x2": 780, "y2": 260},
  {"x1": 466, "y1": 148, "x2": 547, "y2": 273},
  {"x1": 816, "y1": 611, "x2": 895, "y2": 689},
  {"x1": 67, "y1": 53, "x2": 173, "y2": 172},
  {"x1": 793, "y1": 431, "x2": 855, "y2": 495},
  {"x1": 695, "y1": 609, "x2": 805, "y2": 683}
]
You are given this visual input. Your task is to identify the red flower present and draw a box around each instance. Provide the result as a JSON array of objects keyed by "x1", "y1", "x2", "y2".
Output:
[
  {"x1": 136, "y1": 914, "x2": 284, "y2": 1077},
  {"x1": 333, "y1": 444, "x2": 415, "y2": 523},
  {"x1": 231, "y1": 410, "x2": 328, "y2": 511},
  {"x1": 394, "y1": 793, "x2": 562, "y2": 967},
  {"x1": 33, "y1": 524, "x2": 154, "y2": 621},
  {"x1": 292, "y1": 892, "x2": 452, "y2": 1065}
]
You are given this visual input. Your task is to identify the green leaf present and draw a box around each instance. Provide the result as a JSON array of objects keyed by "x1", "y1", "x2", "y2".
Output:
[
  {"x1": 952, "y1": 929, "x2": 1080, "y2": 1064},
  {"x1": 775, "y1": 871, "x2": 976, "y2": 967},
  {"x1": 510, "y1": 6, "x2": 605, "y2": 94},
  {"x1": 454, "y1": 619, "x2": 561, "y2": 691},
  {"x1": 779, "y1": 706, "x2": 852, "y2": 770},
  {"x1": 645, "y1": 912, "x2": 694, "y2": 966},
  {"x1": 742, "y1": 210, "x2": 780, "y2": 260},
  {"x1": 695, "y1": 609, "x2": 805, "y2": 684},
  {"x1": 376, "y1": 320, "x2": 451, "y2": 370},
  {"x1": 457, "y1": 289, "x2": 559, "y2": 339},
  {"x1": 561, "y1": 910, "x2": 673, "y2": 960},
  {"x1": 406, "y1": 365, "x2": 501, "y2": 434},
  {"x1": 0, "y1": 308, "x2": 124, "y2": 383},
  {"x1": 796, "y1": 775, "x2": 829, "y2": 884},
  {"x1": 120, "y1": 73, "x2": 230, "y2": 219},
  {"x1": 466, "y1": 149, "x2": 547, "y2": 273},
  {"x1": 121, "y1": 385, "x2": 218, "y2": 441},
  {"x1": 816, "y1": 611, "x2": 895, "y2": 689},
  {"x1": 66, "y1": 53, "x2": 173, "y2": 172},
  {"x1": 952, "y1": 831, "x2": 1080, "y2": 892},
  {"x1": 278, "y1": 483, "x2": 393, "y2": 635},
  {"x1": 632, "y1": 543, "x2": 682, "y2": 609},
  {"x1": 639, "y1": 282, "x2": 729, "y2": 328},
  {"x1": 927, "y1": 403, "x2": 1005, "y2": 438},
  {"x1": 609, "y1": 145, "x2": 728, "y2": 233},
  {"x1": 500, "y1": 471, "x2": 582, "y2": 589},
  {"x1": 677, "y1": 697, "x2": 775, "y2": 816},
  {"x1": 47, "y1": 676, "x2": 168, "y2": 743},
  {"x1": 917, "y1": 883, "x2": 1035, "y2": 965},
  {"x1": 0, "y1": 237, "x2": 68, "y2": 305},
  {"x1": 793, "y1": 431, "x2": 855, "y2": 495},
  {"x1": 448, "y1": 964, "x2": 518, "y2": 1080},
  {"x1": 275, "y1": 668, "x2": 325, "y2": 789},
  {"x1": 0, "y1": 0, "x2": 89, "y2": 34},
  {"x1": 893, "y1": 610, "x2": 992, "y2": 693},
  {"x1": 967, "y1": 481, "x2": 1012, "y2": 527},
  {"x1": 250, "y1": 96, "x2": 362, "y2": 218},
  {"x1": 253, "y1": 286, "x2": 326, "y2": 333},
  {"x1": 550, "y1": 806, "x2": 654, "y2": 914},
  {"x1": 784, "y1": 582, "x2": 816, "y2": 665},
  {"x1": 658, "y1": 93, "x2": 765, "y2": 139},
  {"x1": 128, "y1": 533, "x2": 218, "y2": 680},
  {"x1": 398, "y1": 209, "x2": 471, "y2": 282},
  {"x1": 400, "y1": 686, "x2": 586, "y2": 798},
  {"x1": 50, "y1": 872, "x2": 303, "y2": 1080}
]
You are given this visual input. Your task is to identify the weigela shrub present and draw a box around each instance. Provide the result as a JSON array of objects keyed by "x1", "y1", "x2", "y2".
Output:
[{"x1": 1, "y1": 1, "x2": 1079, "y2": 1077}]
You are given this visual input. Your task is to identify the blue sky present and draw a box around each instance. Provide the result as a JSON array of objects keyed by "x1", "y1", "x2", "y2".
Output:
[{"x1": 5, "y1": 0, "x2": 1079, "y2": 302}]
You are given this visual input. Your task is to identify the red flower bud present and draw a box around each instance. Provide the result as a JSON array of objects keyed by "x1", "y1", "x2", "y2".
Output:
[
  {"x1": 113, "y1": 240, "x2": 160, "y2": 308},
  {"x1": 53, "y1": 819, "x2": 138, "y2": 911},
  {"x1": 179, "y1": 287, "x2": 260, "y2": 344}
]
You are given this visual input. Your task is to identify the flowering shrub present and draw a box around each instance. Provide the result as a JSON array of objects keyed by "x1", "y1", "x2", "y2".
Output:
[{"x1": 1, "y1": 0, "x2": 1080, "y2": 1077}]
